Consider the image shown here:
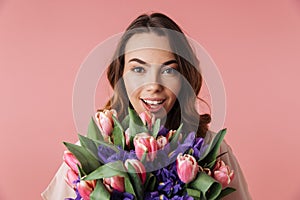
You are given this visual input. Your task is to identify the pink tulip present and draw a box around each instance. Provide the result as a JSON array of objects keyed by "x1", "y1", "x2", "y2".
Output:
[
  {"x1": 65, "y1": 169, "x2": 78, "y2": 189},
  {"x1": 166, "y1": 130, "x2": 182, "y2": 142},
  {"x1": 176, "y1": 153, "x2": 198, "y2": 183},
  {"x1": 103, "y1": 176, "x2": 125, "y2": 193},
  {"x1": 139, "y1": 111, "x2": 155, "y2": 130},
  {"x1": 95, "y1": 109, "x2": 117, "y2": 140},
  {"x1": 213, "y1": 159, "x2": 234, "y2": 188},
  {"x1": 156, "y1": 135, "x2": 168, "y2": 150},
  {"x1": 63, "y1": 150, "x2": 80, "y2": 173},
  {"x1": 133, "y1": 132, "x2": 158, "y2": 161},
  {"x1": 166, "y1": 130, "x2": 176, "y2": 140},
  {"x1": 125, "y1": 159, "x2": 146, "y2": 184},
  {"x1": 77, "y1": 180, "x2": 96, "y2": 200},
  {"x1": 199, "y1": 166, "x2": 212, "y2": 176},
  {"x1": 125, "y1": 128, "x2": 131, "y2": 147}
]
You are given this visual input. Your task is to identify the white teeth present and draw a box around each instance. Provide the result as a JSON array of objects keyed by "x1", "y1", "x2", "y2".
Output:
[{"x1": 143, "y1": 99, "x2": 163, "y2": 105}]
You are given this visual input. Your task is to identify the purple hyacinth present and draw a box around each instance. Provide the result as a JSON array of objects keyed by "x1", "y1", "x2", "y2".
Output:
[
  {"x1": 64, "y1": 176, "x2": 82, "y2": 200},
  {"x1": 111, "y1": 189, "x2": 135, "y2": 200},
  {"x1": 145, "y1": 162, "x2": 193, "y2": 199},
  {"x1": 157, "y1": 126, "x2": 170, "y2": 137},
  {"x1": 145, "y1": 192, "x2": 193, "y2": 200},
  {"x1": 191, "y1": 137, "x2": 204, "y2": 160},
  {"x1": 98, "y1": 145, "x2": 137, "y2": 164}
]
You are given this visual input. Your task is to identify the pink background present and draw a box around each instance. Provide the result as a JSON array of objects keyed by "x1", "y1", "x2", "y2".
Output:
[{"x1": 1, "y1": 1, "x2": 300, "y2": 199}]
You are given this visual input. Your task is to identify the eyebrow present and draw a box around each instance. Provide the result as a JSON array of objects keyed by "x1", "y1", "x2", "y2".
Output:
[{"x1": 128, "y1": 58, "x2": 177, "y2": 66}]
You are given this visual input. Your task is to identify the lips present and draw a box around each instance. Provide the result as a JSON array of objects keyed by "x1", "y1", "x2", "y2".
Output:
[{"x1": 140, "y1": 98, "x2": 166, "y2": 113}]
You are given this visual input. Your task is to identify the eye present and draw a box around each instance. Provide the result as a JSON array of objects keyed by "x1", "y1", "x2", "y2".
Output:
[
  {"x1": 162, "y1": 67, "x2": 178, "y2": 75},
  {"x1": 131, "y1": 66, "x2": 145, "y2": 73}
]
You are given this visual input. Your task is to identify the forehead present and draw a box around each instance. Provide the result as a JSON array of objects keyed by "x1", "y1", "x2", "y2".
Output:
[
  {"x1": 125, "y1": 32, "x2": 173, "y2": 53},
  {"x1": 124, "y1": 33, "x2": 175, "y2": 63}
]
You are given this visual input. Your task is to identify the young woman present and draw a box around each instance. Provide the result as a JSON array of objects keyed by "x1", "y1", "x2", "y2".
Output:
[{"x1": 42, "y1": 13, "x2": 252, "y2": 200}]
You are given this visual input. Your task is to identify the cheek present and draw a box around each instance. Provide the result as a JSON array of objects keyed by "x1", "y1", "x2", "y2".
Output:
[
  {"x1": 123, "y1": 74, "x2": 140, "y2": 100},
  {"x1": 162, "y1": 78, "x2": 181, "y2": 97}
]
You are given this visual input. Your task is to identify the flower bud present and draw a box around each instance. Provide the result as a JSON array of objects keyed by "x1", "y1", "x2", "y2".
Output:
[
  {"x1": 125, "y1": 128, "x2": 131, "y2": 148},
  {"x1": 156, "y1": 135, "x2": 168, "y2": 150},
  {"x1": 95, "y1": 109, "x2": 117, "y2": 140},
  {"x1": 103, "y1": 176, "x2": 125, "y2": 193},
  {"x1": 166, "y1": 130, "x2": 182, "y2": 142},
  {"x1": 65, "y1": 169, "x2": 78, "y2": 189},
  {"x1": 139, "y1": 111, "x2": 155, "y2": 130},
  {"x1": 176, "y1": 153, "x2": 198, "y2": 183},
  {"x1": 63, "y1": 150, "x2": 80, "y2": 173},
  {"x1": 125, "y1": 159, "x2": 146, "y2": 183},
  {"x1": 213, "y1": 159, "x2": 234, "y2": 188},
  {"x1": 134, "y1": 132, "x2": 158, "y2": 161},
  {"x1": 77, "y1": 180, "x2": 96, "y2": 200}
]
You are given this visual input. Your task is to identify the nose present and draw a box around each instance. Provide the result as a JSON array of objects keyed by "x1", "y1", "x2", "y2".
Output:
[
  {"x1": 144, "y1": 68, "x2": 163, "y2": 92},
  {"x1": 145, "y1": 82, "x2": 163, "y2": 92}
]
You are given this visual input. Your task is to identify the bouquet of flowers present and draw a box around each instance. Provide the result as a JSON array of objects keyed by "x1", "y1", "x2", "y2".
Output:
[{"x1": 63, "y1": 108, "x2": 235, "y2": 200}]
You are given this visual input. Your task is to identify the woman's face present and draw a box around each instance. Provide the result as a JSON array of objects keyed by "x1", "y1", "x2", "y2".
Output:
[{"x1": 123, "y1": 32, "x2": 181, "y2": 119}]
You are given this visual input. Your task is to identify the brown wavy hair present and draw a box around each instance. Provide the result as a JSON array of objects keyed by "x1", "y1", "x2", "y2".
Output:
[{"x1": 100, "y1": 12, "x2": 211, "y2": 138}]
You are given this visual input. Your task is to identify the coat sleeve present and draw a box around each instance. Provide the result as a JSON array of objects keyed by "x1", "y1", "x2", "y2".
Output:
[
  {"x1": 203, "y1": 131, "x2": 252, "y2": 200},
  {"x1": 41, "y1": 162, "x2": 76, "y2": 200},
  {"x1": 218, "y1": 139, "x2": 252, "y2": 200}
]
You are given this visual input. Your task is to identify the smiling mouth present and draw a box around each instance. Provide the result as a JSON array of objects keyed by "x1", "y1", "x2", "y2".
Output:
[
  {"x1": 140, "y1": 98, "x2": 166, "y2": 112},
  {"x1": 141, "y1": 99, "x2": 165, "y2": 105}
]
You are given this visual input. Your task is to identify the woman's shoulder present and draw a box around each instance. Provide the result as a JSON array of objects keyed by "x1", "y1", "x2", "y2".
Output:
[
  {"x1": 204, "y1": 130, "x2": 252, "y2": 200},
  {"x1": 41, "y1": 162, "x2": 76, "y2": 200},
  {"x1": 203, "y1": 129, "x2": 230, "y2": 151}
]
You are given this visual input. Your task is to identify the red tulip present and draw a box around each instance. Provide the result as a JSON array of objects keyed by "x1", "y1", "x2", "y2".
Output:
[
  {"x1": 125, "y1": 159, "x2": 146, "y2": 183},
  {"x1": 65, "y1": 169, "x2": 78, "y2": 189},
  {"x1": 139, "y1": 111, "x2": 155, "y2": 130},
  {"x1": 176, "y1": 153, "x2": 198, "y2": 183},
  {"x1": 103, "y1": 176, "x2": 125, "y2": 193},
  {"x1": 77, "y1": 180, "x2": 96, "y2": 200},
  {"x1": 95, "y1": 109, "x2": 117, "y2": 140},
  {"x1": 133, "y1": 132, "x2": 158, "y2": 161},
  {"x1": 63, "y1": 150, "x2": 80, "y2": 173},
  {"x1": 213, "y1": 159, "x2": 234, "y2": 188},
  {"x1": 156, "y1": 135, "x2": 168, "y2": 150}
]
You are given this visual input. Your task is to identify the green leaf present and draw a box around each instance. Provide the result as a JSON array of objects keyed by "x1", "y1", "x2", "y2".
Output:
[
  {"x1": 189, "y1": 172, "x2": 222, "y2": 200},
  {"x1": 87, "y1": 117, "x2": 103, "y2": 141},
  {"x1": 128, "y1": 108, "x2": 148, "y2": 147},
  {"x1": 84, "y1": 161, "x2": 137, "y2": 199},
  {"x1": 145, "y1": 173, "x2": 156, "y2": 191},
  {"x1": 169, "y1": 123, "x2": 183, "y2": 150},
  {"x1": 172, "y1": 123, "x2": 183, "y2": 142},
  {"x1": 126, "y1": 162, "x2": 144, "y2": 200},
  {"x1": 78, "y1": 134, "x2": 100, "y2": 160},
  {"x1": 199, "y1": 129, "x2": 227, "y2": 168},
  {"x1": 215, "y1": 187, "x2": 236, "y2": 200},
  {"x1": 124, "y1": 175, "x2": 136, "y2": 198},
  {"x1": 129, "y1": 108, "x2": 148, "y2": 134},
  {"x1": 63, "y1": 142, "x2": 100, "y2": 174},
  {"x1": 140, "y1": 150, "x2": 148, "y2": 163},
  {"x1": 90, "y1": 180, "x2": 110, "y2": 200},
  {"x1": 152, "y1": 118, "x2": 161, "y2": 138},
  {"x1": 84, "y1": 161, "x2": 127, "y2": 180},
  {"x1": 77, "y1": 164, "x2": 86, "y2": 178},
  {"x1": 121, "y1": 115, "x2": 130, "y2": 130},
  {"x1": 128, "y1": 108, "x2": 144, "y2": 126},
  {"x1": 186, "y1": 188, "x2": 201, "y2": 199},
  {"x1": 112, "y1": 116, "x2": 125, "y2": 149},
  {"x1": 91, "y1": 136, "x2": 119, "y2": 152}
]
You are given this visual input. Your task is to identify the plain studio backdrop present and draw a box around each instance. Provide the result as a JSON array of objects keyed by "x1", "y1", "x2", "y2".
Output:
[{"x1": 1, "y1": 1, "x2": 300, "y2": 199}]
